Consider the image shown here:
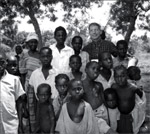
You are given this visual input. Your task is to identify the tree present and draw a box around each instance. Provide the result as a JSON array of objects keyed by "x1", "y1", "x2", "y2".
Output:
[{"x1": 109, "y1": 0, "x2": 150, "y2": 43}]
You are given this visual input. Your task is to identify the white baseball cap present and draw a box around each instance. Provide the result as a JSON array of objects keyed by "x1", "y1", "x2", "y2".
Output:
[{"x1": 26, "y1": 33, "x2": 39, "y2": 42}]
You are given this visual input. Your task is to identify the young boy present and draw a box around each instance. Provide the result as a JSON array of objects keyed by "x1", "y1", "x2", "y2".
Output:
[
  {"x1": 112, "y1": 65, "x2": 144, "y2": 133},
  {"x1": 68, "y1": 55, "x2": 85, "y2": 80},
  {"x1": 82, "y1": 61, "x2": 117, "y2": 134},
  {"x1": 96, "y1": 52, "x2": 114, "y2": 90},
  {"x1": 35, "y1": 83, "x2": 56, "y2": 134},
  {"x1": 104, "y1": 88, "x2": 119, "y2": 131},
  {"x1": 113, "y1": 40, "x2": 138, "y2": 68},
  {"x1": 6, "y1": 55, "x2": 21, "y2": 77},
  {"x1": 50, "y1": 26, "x2": 74, "y2": 74},
  {"x1": 53, "y1": 73, "x2": 70, "y2": 120},
  {"x1": 71, "y1": 36, "x2": 89, "y2": 72},
  {"x1": 56, "y1": 79, "x2": 99, "y2": 134},
  {"x1": 0, "y1": 51, "x2": 25, "y2": 134}
]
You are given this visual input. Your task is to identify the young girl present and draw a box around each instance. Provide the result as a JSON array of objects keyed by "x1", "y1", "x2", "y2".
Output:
[
  {"x1": 68, "y1": 55, "x2": 85, "y2": 80},
  {"x1": 56, "y1": 79, "x2": 99, "y2": 134},
  {"x1": 53, "y1": 73, "x2": 70, "y2": 120},
  {"x1": 35, "y1": 83, "x2": 56, "y2": 134}
]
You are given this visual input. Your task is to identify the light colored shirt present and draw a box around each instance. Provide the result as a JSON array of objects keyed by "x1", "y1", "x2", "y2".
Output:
[
  {"x1": 50, "y1": 44, "x2": 74, "y2": 74},
  {"x1": 0, "y1": 71, "x2": 25, "y2": 134},
  {"x1": 29, "y1": 67, "x2": 58, "y2": 99},
  {"x1": 96, "y1": 69, "x2": 114, "y2": 90}
]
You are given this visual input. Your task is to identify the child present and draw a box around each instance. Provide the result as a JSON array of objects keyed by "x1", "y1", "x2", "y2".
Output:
[
  {"x1": 50, "y1": 26, "x2": 74, "y2": 74},
  {"x1": 104, "y1": 88, "x2": 119, "y2": 131},
  {"x1": 112, "y1": 65, "x2": 143, "y2": 133},
  {"x1": 68, "y1": 55, "x2": 85, "y2": 80},
  {"x1": 71, "y1": 36, "x2": 89, "y2": 72},
  {"x1": 35, "y1": 83, "x2": 56, "y2": 134},
  {"x1": 53, "y1": 73, "x2": 70, "y2": 120},
  {"x1": 96, "y1": 52, "x2": 114, "y2": 90},
  {"x1": 82, "y1": 61, "x2": 117, "y2": 134},
  {"x1": 6, "y1": 55, "x2": 21, "y2": 77},
  {"x1": 113, "y1": 40, "x2": 138, "y2": 68},
  {"x1": 56, "y1": 79, "x2": 99, "y2": 134},
  {"x1": 0, "y1": 51, "x2": 25, "y2": 134}
]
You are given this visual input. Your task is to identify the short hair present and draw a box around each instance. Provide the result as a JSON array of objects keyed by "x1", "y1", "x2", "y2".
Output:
[
  {"x1": 55, "y1": 73, "x2": 70, "y2": 84},
  {"x1": 72, "y1": 36, "x2": 83, "y2": 44},
  {"x1": 37, "y1": 83, "x2": 51, "y2": 95},
  {"x1": 68, "y1": 79, "x2": 82, "y2": 90},
  {"x1": 114, "y1": 65, "x2": 127, "y2": 76},
  {"x1": 69, "y1": 55, "x2": 82, "y2": 63},
  {"x1": 116, "y1": 40, "x2": 128, "y2": 48},
  {"x1": 89, "y1": 22, "x2": 101, "y2": 30},
  {"x1": 104, "y1": 88, "x2": 118, "y2": 100},
  {"x1": 127, "y1": 66, "x2": 141, "y2": 80},
  {"x1": 98, "y1": 51, "x2": 111, "y2": 62},
  {"x1": 39, "y1": 47, "x2": 52, "y2": 55},
  {"x1": 85, "y1": 61, "x2": 98, "y2": 69},
  {"x1": 54, "y1": 26, "x2": 67, "y2": 37}
]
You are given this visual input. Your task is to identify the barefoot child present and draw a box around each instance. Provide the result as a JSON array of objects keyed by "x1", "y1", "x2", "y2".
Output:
[
  {"x1": 68, "y1": 55, "x2": 85, "y2": 80},
  {"x1": 53, "y1": 73, "x2": 70, "y2": 120},
  {"x1": 82, "y1": 61, "x2": 118, "y2": 134},
  {"x1": 35, "y1": 83, "x2": 56, "y2": 134},
  {"x1": 56, "y1": 79, "x2": 99, "y2": 134},
  {"x1": 112, "y1": 65, "x2": 144, "y2": 133}
]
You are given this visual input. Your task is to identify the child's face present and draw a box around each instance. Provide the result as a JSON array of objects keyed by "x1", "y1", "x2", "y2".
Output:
[
  {"x1": 69, "y1": 80, "x2": 84, "y2": 100},
  {"x1": 117, "y1": 43, "x2": 128, "y2": 58},
  {"x1": 86, "y1": 62, "x2": 99, "y2": 80},
  {"x1": 28, "y1": 39, "x2": 38, "y2": 51},
  {"x1": 131, "y1": 69, "x2": 141, "y2": 81},
  {"x1": 15, "y1": 46, "x2": 23, "y2": 55},
  {"x1": 72, "y1": 38, "x2": 82, "y2": 52},
  {"x1": 7, "y1": 59, "x2": 18, "y2": 75},
  {"x1": 37, "y1": 87, "x2": 51, "y2": 103},
  {"x1": 0, "y1": 54, "x2": 6, "y2": 75},
  {"x1": 105, "y1": 93, "x2": 117, "y2": 109},
  {"x1": 114, "y1": 69, "x2": 128, "y2": 87},
  {"x1": 69, "y1": 57, "x2": 81, "y2": 71},
  {"x1": 40, "y1": 49, "x2": 52, "y2": 67},
  {"x1": 56, "y1": 78, "x2": 68, "y2": 96},
  {"x1": 55, "y1": 30, "x2": 66, "y2": 44},
  {"x1": 100, "y1": 53, "x2": 113, "y2": 69}
]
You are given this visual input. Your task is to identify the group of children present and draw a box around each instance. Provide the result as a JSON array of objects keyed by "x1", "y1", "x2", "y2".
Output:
[{"x1": 0, "y1": 24, "x2": 147, "y2": 134}]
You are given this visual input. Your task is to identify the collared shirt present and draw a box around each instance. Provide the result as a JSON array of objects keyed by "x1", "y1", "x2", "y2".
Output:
[
  {"x1": 113, "y1": 55, "x2": 138, "y2": 68},
  {"x1": 83, "y1": 39, "x2": 117, "y2": 60},
  {"x1": 0, "y1": 71, "x2": 25, "y2": 134},
  {"x1": 50, "y1": 44, "x2": 74, "y2": 74},
  {"x1": 96, "y1": 69, "x2": 114, "y2": 90},
  {"x1": 29, "y1": 67, "x2": 58, "y2": 99}
]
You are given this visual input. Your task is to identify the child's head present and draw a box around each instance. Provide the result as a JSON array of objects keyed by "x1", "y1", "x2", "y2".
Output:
[
  {"x1": 39, "y1": 47, "x2": 52, "y2": 67},
  {"x1": 69, "y1": 55, "x2": 82, "y2": 72},
  {"x1": 55, "y1": 74, "x2": 70, "y2": 96},
  {"x1": 114, "y1": 65, "x2": 128, "y2": 87},
  {"x1": 98, "y1": 52, "x2": 113, "y2": 69},
  {"x1": 15, "y1": 45, "x2": 23, "y2": 55},
  {"x1": 85, "y1": 61, "x2": 99, "y2": 80},
  {"x1": 37, "y1": 83, "x2": 51, "y2": 103},
  {"x1": 116, "y1": 40, "x2": 128, "y2": 59},
  {"x1": 68, "y1": 79, "x2": 84, "y2": 101},
  {"x1": 54, "y1": 26, "x2": 67, "y2": 44},
  {"x1": 127, "y1": 66, "x2": 141, "y2": 81},
  {"x1": 0, "y1": 51, "x2": 7, "y2": 75},
  {"x1": 72, "y1": 36, "x2": 83, "y2": 52},
  {"x1": 6, "y1": 55, "x2": 18, "y2": 75},
  {"x1": 104, "y1": 88, "x2": 118, "y2": 109}
]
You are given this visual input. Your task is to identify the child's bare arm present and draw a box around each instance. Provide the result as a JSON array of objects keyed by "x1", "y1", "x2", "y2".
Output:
[{"x1": 49, "y1": 104, "x2": 56, "y2": 134}]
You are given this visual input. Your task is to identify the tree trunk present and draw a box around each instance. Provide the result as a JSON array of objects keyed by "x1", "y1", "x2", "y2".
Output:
[{"x1": 27, "y1": 6, "x2": 43, "y2": 49}]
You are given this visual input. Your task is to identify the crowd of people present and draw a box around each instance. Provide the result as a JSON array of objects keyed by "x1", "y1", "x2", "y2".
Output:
[{"x1": 0, "y1": 22, "x2": 148, "y2": 134}]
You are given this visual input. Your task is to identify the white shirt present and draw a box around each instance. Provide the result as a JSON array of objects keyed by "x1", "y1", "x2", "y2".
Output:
[
  {"x1": 50, "y1": 44, "x2": 74, "y2": 74},
  {"x1": 0, "y1": 71, "x2": 25, "y2": 134},
  {"x1": 29, "y1": 67, "x2": 58, "y2": 98}
]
